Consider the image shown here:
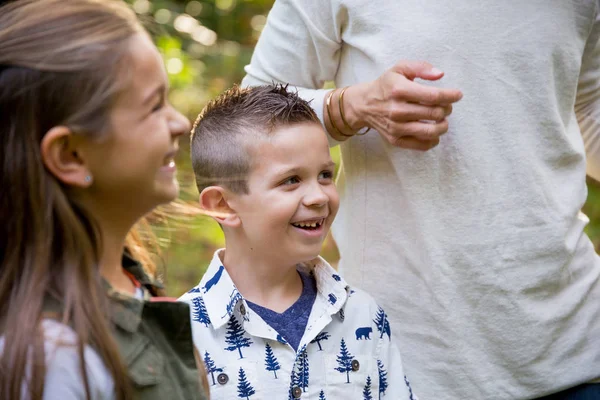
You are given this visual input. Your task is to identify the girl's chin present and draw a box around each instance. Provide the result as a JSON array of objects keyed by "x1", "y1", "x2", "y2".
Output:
[{"x1": 153, "y1": 181, "x2": 180, "y2": 204}]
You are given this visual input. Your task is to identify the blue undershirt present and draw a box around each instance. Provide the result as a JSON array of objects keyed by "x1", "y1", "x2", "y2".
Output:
[{"x1": 246, "y1": 269, "x2": 317, "y2": 351}]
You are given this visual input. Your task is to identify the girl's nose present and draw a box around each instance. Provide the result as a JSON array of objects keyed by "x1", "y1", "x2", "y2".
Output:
[{"x1": 169, "y1": 108, "x2": 191, "y2": 138}]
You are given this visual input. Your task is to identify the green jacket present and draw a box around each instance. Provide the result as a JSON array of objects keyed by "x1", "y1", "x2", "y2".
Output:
[
  {"x1": 107, "y1": 255, "x2": 209, "y2": 400},
  {"x1": 40, "y1": 255, "x2": 209, "y2": 400}
]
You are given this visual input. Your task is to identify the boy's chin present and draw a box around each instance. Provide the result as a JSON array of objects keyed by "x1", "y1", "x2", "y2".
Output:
[{"x1": 294, "y1": 249, "x2": 324, "y2": 264}]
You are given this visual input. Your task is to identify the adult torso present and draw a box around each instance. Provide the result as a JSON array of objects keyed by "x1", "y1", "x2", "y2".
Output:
[{"x1": 332, "y1": 1, "x2": 600, "y2": 398}]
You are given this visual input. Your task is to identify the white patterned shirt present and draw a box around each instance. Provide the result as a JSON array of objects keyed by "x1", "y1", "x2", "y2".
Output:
[{"x1": 178, "y1": 249, "x2": 417, "y2": 400}]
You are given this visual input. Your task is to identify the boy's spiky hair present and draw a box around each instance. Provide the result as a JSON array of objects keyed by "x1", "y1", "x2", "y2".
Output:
[{"x1": 190, "y1": 84, "x2": 320, "y2": 194}]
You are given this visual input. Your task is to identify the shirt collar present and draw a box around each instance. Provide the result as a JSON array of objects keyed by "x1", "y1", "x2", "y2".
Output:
[
  {"x1": 200, "y1": 249, "x2": 350, "y2": 329},
  {"x1": 299, "y1": 256, "x2": 350, "y2": 318},
  {"x1": 198, "y1": 249, "x2": 245, "y2": 329}
]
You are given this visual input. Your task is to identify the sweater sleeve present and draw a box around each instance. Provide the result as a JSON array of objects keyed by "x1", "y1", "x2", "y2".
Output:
[
  {"x1": 240, "y1": 0, "x2": 343, "y2": 137},
  {"x1": 576, "y1": 1, "x2": 600, "y2": 181}
]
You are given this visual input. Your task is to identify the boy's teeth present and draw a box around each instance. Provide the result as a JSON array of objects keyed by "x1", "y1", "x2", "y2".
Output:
[{"x1": 293, "y1": 219, "x2": 322, "y2": 228}]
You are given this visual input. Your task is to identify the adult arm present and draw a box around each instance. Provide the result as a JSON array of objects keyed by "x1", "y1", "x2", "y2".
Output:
[
  {"x1": 577, "y1": 2, "x2": 600, "y2": 180},
  {"x1": 241, "y1": 0, "x2": 463, "y2": 151}
]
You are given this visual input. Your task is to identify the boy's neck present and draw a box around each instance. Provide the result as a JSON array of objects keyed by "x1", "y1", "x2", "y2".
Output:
[{"x1": 221, "y1": 247, "x2": 304, "y2": 313}]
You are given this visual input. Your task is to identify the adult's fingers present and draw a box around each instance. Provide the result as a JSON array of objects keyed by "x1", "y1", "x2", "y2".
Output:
[
  {"x1": 391, "y1": 79, "x2": 463, "y2": 106},
  {"x1": 391, "y1": 60, "x2": 444, "y2": 81},
  {"x1": 390, "y1": 136, "x2": 440, "y2": 151},
  {"x1": 388, "y1": 103, "x2": 453, "y2": 122},
  {"x1": 387, "y1": 119, "x2": 449, "y2": 141}
]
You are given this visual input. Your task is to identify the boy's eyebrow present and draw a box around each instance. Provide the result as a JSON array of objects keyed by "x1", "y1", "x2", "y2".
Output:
[{"x1": 273, "y1": 161, "x2": 336, "y2": 177}]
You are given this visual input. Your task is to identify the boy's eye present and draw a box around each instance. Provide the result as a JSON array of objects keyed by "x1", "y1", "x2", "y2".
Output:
[
  {"x1": 282, "y1": 176, "x2": 300, "y2": 185},
  {"x1": 319, "y1": 170, "x2": 334, "y2": 180}
]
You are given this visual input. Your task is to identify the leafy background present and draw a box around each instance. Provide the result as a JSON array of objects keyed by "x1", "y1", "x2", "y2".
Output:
[{"x1": 124, "y1": 0, "x2": 600, "y2": 296}]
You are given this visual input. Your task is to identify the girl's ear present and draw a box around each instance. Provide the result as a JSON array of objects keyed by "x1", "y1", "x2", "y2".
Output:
[
  {"x1": 40, "y1": 126, "x2": 92, "y2": 188},
  {"x1": 199, "y1": 186, "x2": 241, "y2": 227}
]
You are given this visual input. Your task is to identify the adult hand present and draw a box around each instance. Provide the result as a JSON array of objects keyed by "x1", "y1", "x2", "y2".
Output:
[{"x1": 344, "y1": 61, "x2": 463, "y2": 151}]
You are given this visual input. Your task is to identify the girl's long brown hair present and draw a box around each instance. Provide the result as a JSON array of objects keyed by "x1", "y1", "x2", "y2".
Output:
[{"x1": 0, "y1": 1, "x2": 157, "y2": 399}]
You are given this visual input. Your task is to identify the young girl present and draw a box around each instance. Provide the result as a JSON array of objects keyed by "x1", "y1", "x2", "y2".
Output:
[{"x1": 0, "y1": 0, "x2": 209, "y2": 399}]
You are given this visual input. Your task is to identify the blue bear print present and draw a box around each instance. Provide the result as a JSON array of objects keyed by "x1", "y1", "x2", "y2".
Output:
[{"x1": 355, "y1": 327, "x2": 373, "y2": 340}]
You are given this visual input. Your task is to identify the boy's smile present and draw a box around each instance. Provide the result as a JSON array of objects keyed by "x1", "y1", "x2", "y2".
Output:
[{"x1": 228, "y1": 121, "x2": 339, "y2": 266}]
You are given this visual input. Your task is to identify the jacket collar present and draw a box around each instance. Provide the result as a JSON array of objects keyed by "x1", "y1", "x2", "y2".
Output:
[{"x1": 104, "y1": 253, "x2": 165, "y2": 333}]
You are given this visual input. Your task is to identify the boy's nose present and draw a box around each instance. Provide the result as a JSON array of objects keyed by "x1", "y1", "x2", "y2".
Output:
[{"x1": 303, "y1": 184, "x2": 329, "y2": 207}]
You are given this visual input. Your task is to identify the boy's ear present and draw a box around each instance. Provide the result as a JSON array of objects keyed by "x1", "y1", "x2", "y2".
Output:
[
  {"x1": 199, "y1": 186, "x2": 241, "y2": 227},
  {"x1": 40, "y1": 126, "x2": 92, "y2": 188}
]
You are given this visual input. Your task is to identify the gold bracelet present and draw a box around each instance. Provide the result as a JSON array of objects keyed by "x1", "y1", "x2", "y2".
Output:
[
  {"x1": 339, "y1": 86, "x2": 371, "y2": 136},
  {"x1": 326, "y1": 89, "x2": 353, "y2": 138}
]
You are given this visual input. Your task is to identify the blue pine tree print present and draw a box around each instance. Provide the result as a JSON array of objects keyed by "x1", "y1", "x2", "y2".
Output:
[
  {"x1": 264, "y1": 343, "x2": 281, "y2": 379},
  {"x1": 373, "y1": 307, "x2": 391, "y2": 339},
  {"x1": 187, "y1": 287, "x2": 201, "y2": 293},
  {"x1": 297, "y1": 350, "x2": 309, "y2": 392},
  {"x1": 310, "y1": 331, "x2": 330, "y2": 351},
  {"x1": 377, "y1": 360, "x2": 388, "y2": 399},
  {"x1": 224, "y1": 315, "x2": 253, "y2": 359},
  {"x1": 203, "y1": 351, "x2": 223, "y2": 386},
  {"x1": 332, "y1": 274, "x2": 341, "y2": 281},
  {"x1": 319, "y1": 390, "x2": 326, "y2": 400},
  {"x1": 202, "y1": 265, "x2": 225, "y2": 293},
  {"x1": 288, "y1": 370, "x2": 298, "y2": 400},
  {"x1": 237, "y1": 367, "x2": 255, "y2": 399},
  {"x1": 363, "y1": 376, "x2": 373, "y2": 400},
  {"x1": 334, "y1": 338, "x2": 354, "y2": 383},
  {"x1": 191, "y1": 296, "x2": 211, "y2": 327},
  {"x1": 276, "y1": 334, "x2": 288, "y2": 345},
  {"x1": 404, "y1": 375, "x2": 416, "y2": 400}
]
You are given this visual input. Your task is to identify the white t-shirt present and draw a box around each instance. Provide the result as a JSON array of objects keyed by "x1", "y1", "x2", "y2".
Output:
[{"x1": 242, "y1": 1, "x2": 600, "y2": 398}]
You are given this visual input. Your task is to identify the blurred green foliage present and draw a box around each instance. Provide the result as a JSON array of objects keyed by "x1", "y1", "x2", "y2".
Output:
[
  {"x1": 125, "y1": 0, "x2": 340, "y2": 295},
  {"x1": 126, "y1": 0, "x2": 600, "y2": 296}
]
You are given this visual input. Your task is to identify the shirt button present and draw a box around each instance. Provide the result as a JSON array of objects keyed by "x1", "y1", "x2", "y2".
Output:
[
  {"x1": 292, "y1": 386, "x2": 302, "y2": 398},
  {"x1": 217, "y1": 373, "x2": 229, "y2": 385},
  {"x1": 240, "y1": 303, "x2": 247, "y2": 316},
  {"x1": 351, "y1": 359, "x2": 360, "y2": 371}
]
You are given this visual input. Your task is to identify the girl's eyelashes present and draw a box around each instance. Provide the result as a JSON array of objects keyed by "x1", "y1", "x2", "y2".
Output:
[
  {"x1": 151, "y1": 99, "x2": 165, "y2": 112},
  {"x1": 151, "y1": 92, "x2": 166, "y2": 113}
]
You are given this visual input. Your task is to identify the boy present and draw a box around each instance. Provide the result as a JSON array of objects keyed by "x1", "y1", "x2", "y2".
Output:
[{"x1": 179, "y1": 85, "x2": 417, "y2": 399}]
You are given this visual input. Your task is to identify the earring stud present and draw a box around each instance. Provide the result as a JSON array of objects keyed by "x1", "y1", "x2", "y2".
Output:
[{"x1": 84, "y1": 175, "x2": 92, "y2": 183}]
